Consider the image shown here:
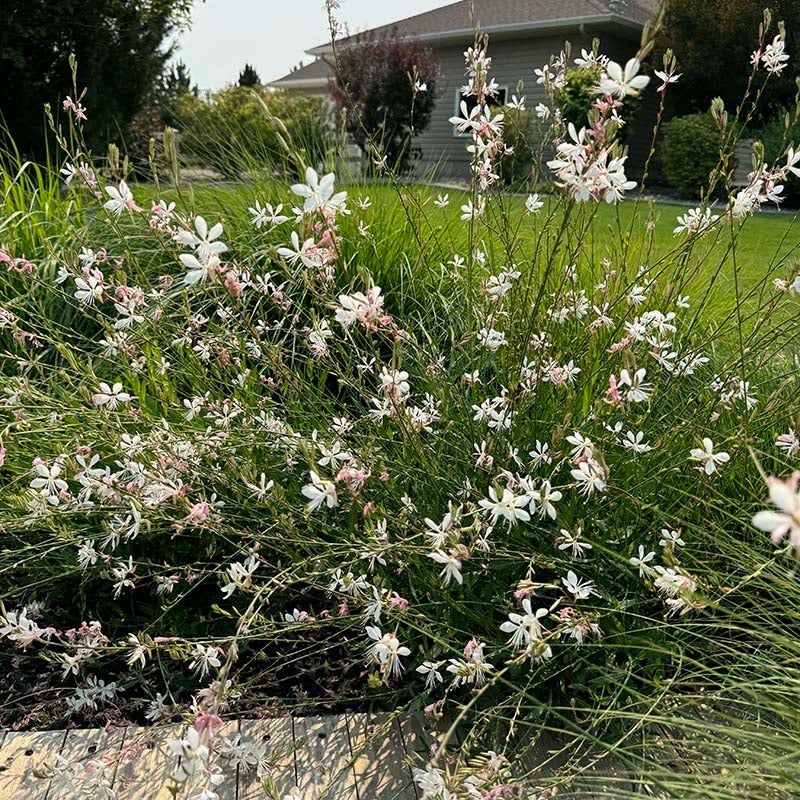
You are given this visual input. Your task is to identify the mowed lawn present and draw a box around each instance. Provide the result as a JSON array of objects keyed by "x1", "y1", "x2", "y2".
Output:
[{"x1": 168, "y1": 181, "x2": 800, "y2": 320}]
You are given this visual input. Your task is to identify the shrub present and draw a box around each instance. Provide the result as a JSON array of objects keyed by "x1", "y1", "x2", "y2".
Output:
[
  {"x1": 175, "y1": 86, "x2": 330, "y2": 178},
  {"x1": 555, "y1": 65, "x2": 642, "y2": 139},
  {"x1": 497, "y1": 105, "x2": 536, "y2": 186},
  {"x1": 660, "y1": 112, "x2": 722, "y2": 197},
  {"x1": 330, "y1": 28, "x2": 437, "y2": 173}
]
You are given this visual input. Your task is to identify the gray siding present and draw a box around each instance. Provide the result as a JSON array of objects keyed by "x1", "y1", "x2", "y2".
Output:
[{"x1": 413, "y1": 30, "x2": 654, "y2": 181}]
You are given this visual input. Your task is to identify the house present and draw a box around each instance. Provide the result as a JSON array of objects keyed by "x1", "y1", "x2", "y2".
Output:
[{"x1": 269, "y1": 0, "x2": 658, "y2": 179}]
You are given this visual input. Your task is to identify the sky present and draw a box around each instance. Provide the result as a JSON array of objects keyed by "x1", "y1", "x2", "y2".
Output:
[{"x1": 175, "y1": 0, "x2": 454, "y2": 91}]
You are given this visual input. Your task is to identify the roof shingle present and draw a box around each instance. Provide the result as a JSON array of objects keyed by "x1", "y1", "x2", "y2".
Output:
[
  {"x1": 271, "y1": 58, "x2": 334, "y2": 87},
  {"x1": 309, "y1": 0, "x2": 657, "y2": 53}
]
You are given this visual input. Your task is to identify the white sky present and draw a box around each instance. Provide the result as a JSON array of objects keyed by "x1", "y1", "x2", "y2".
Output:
[{"x1": 175, "y1": 0, "x2": 453, "y2": 91}]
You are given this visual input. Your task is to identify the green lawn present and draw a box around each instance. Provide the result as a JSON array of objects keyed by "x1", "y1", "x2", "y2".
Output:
[{"x1": 158, "y1": 180, "x2": 800, "y2": 322}]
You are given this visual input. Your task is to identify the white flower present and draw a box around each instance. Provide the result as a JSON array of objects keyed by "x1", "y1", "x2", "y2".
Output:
[
  {"x1": 525, "y1": 193, "x2": 544, "y2": 214},
  {"x1": 334, "y1": 287, "x2": 385, "y2": 329},
  {"x1": 477, "y1": 327, "x2": 507, "y2": 351},
  {"x1": 245, "y1": 473, "x2": 274, "y2": 501},
  {"x1": 659, "y1": 528, "x2": 685, "y2": 547},
  {"x1": 428, "y1": 550, "x2": 463, "y2": 585},
  {"x1": 460, "y1": 197, "x2": 485, "y2": 221},
  {"x1": 618, "y1": 368, "x2": 651, "y2": 403},
  {"x1": 500, "y1": 598, "x2": 548, "y2": 649},
  {"x1": 74, "y1": 274, "x2": 104, "y2": 304},
  {"x1": 674, "y1": 206, "x2": 718, "y2": 236},
  {"x1": 653, "y1": 566, "x2": 696, "y2": 597},
  {"x1": 434, "y1": 193, "x2": 450, "y2": 208},
  {"x1": 416, "y1": 660, "x2": 444, "y2": 690},
  {"x1": 752, "y1": 473, "x2": 800, "y2": 549},
  {"x1": 529, "y1": 440, "x2": 552, "y2": 467},
  {"x1": 249, "y1": 201, "x2": 289, "y2": 228},
  {"x1": 103, "y1": 180, "x2": 137, "y2": 216},
  {"x1": 570, "y1": 461, "x2": 606, "y2": 495},
  {"x1": 761, "y1": 35, "x2": 790, "y2": 75},
  {"x1": 189, "y1": 644, "x2": 222, "y2": 677},
  {"x1": 654, "y1": 68, "x2": 681, "y2": 92},
  {"x1": 181, "y1": 252, "x2": 221, "y2": 285},
  {"x1": 478, "y1": 486, "x2": 530, "y2": 527},
  {"x1": 776, "y1": 429, "x2": 800, "y2": 457},
  {"x1": 301, "y1": 470, "x2": 338, "y2": 511},
  {"x1": 629, "y1": 545, "x2": 656, "y2": 577},
  {"x1": 329, "y1": 569, "x2": 369, "y2": 596},
  {"x1": 290, "y1": 167, "x2": 346, "y2": 214},
  {"x1": 92, "y1": 382, "x2": 131, "y2": 410},
  {"x1": 176, "y1": 216, "x2": 228, "y2": 265},
  {"x1": 561, "y1": 570, "x2": 598, "y2": 600},
  {"x1": 621, "y1": 430, "x2": 652, "y2": 454},
  {"x1": 365, "y1": 626, "x2": 410, "y2": 681},
  {"x1": 566, "y1": 431, "x2": 594, "y2": 459},
  {"x1": 558, "y1": 527, "x2": 592, "y2": 558},
  {"x1": 786, "y1": 148, "x2": 800, "y2": 179},
  {"x1": 30, "y1": 462, "x2": 68, "y2": 500},
  {"x1": 413, "y1": 764, "x2": 453, "y2": 800},
  {"x1": 317, "y1": 440, "x2": 352, "y2": 470},
  {"x1": 689, "y1": 438, "x2": 730, "y2": 475},
  {"x1": 597, "y1": 58, "x2": 650, "y2": 98},
  {"x1": 530, "y1": 479, "x2": 562, "y2": 519}
]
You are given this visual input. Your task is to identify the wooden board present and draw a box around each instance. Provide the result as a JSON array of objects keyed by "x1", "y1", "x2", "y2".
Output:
[
  {"x1": 292, "y1": 714, "x2": 357, "y2": 800},
  {"x1": 399, "y1": 711, "x2": 461, "y2": 766},
  {"x1": 47, "y1": 727, "x2": 125, "y2": 799},
  {"x1": 347, "y1": 713, "x2": 417, "y2": 800},
  {"x1": 0, "y1": 729, "x2": 66, "y2": 800},
  {"x1": 114, "y1": 724, "x2": 183, "y2": 800},
  {"x1": 237, "y1": 717, "x2": 296, "y2": 800}
]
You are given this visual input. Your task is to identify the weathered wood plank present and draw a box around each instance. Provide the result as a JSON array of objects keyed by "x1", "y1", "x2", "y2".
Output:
[
  {"x1": 237, "y1": 717, "x2": 296, "y2": 800},
  {"x1": 114, "y1": 724, "x2": 183, "y2": 800},
  {"x1": 347, "y1": 713, "x2": 417, "y2": 800},
  {"x1": 0, "y1": 729, "x2": 66, "y2": 800},
  {"x1": 399, "y1": 712, "x2": 461, "y2": 765},
  {"x1": 182, "y1": 721, "x2": 238, "y2": 800},
  {"x1": 293, "y1": 714, "x2": 357, "y2": 800},
  {"x1": 46, "y1": 727, "x2": 125, "y2": 799}
]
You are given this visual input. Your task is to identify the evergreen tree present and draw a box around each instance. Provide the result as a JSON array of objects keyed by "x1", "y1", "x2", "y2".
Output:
[
  {"x1": 238, "y1": 64, "x2": 261, "y2": 87},
  {"x1": 0, "y1": 0, "x2": 194, "y2": 159}
]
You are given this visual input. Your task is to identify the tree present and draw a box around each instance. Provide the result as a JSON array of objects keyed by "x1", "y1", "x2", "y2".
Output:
[
  {"x1": 655, "y1": 0, "x2": 800, "y2": 124},
  {"x1": 0, "y1": 0, "x2": 194, "y2": 160},
  {"x1": 157, "y1": 60, "x2": 197, "y2": 127},
  {"x1": 331, "y1": 28, "x2": 437, "y2": 171},
  {"x1": 238, "y1": 64, "x2": 261, "y2": 87},
  {"x1": 163, "y1": 61, "x2": 196, "y2": 100}
]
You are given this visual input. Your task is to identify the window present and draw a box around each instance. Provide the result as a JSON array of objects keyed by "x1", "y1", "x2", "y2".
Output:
[{"x1": 452, "y1": 86, "x2": 508, "y2": 136}]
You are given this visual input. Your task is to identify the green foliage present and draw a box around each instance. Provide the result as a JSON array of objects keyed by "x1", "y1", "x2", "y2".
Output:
[
  {"x1": 656, "y1": 0, "x2": 800, "y2": 124},
  {"x1": 497, "y1": 106, "x2": 536, "y2": 187},
  {"x1": 156, "y1": 60, "x2": 197, "y2": 128},
  {"x1": 0, "y1": 0, "x2": 192, "y2": 159},
  {"x1": 555, "y1": 67, "x2": 641, "y2": 139},
  {"x1": 174, "y1": 86, "x2": 330, "y2": 178},
  {"x1": 660, "y1": 113, "x2": 722, "y2": 197},
  {"x1": 238, "y1": 63, "x2": 261, "y2": 88},
  {"x1": 556, "y1": 68, "x2": 600, "y2": 129}
]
